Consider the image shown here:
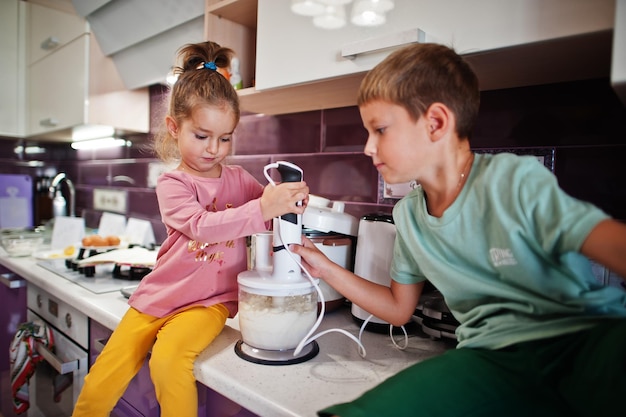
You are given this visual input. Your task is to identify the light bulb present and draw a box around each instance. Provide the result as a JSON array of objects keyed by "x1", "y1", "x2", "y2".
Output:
[
  {"x1": 313, "y1": 4, "x2": 347, "y2": 29},
  {"x1": 291, "y1": 0, "x2": 325, "y2": 16},
  {"x1": 71, "y1": 138, "x2": 128, "y2": 150},
  {"x1": 318, "y1": 0, "x2": 353, "y2": 4},
  {"x1": 351, "y1": 0, "x2": 386, "y2": 26},
  {"x1": 368, "y1": 0, "x2": 394, "y2": 12}
]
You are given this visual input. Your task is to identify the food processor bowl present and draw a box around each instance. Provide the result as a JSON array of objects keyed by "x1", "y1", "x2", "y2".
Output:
[{"x1": 238, "y1": 274, "x2": 318, "y2": 350}]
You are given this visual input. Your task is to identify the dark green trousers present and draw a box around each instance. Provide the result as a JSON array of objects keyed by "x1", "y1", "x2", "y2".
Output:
[{"x1": 319, "y1": 319, "x2": 626, "y2": 417}]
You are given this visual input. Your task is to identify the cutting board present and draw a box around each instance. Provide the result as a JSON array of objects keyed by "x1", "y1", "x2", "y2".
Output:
[
  {"x1": 77, "y1": 247, "x2": 158, "y2": 267},
  {"x1": 0, "y1": 174, "x2": 33, "y2": 229}
]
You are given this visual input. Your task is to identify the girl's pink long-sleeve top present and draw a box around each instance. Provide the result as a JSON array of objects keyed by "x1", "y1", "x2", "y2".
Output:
[{"x1": 128, "y1": 165, "x2": 266, "y2": 318}]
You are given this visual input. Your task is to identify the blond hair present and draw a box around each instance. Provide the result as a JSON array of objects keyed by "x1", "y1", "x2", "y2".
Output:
[{"x1": 153, "y1": 41, "x2": 239, "y2": 162}]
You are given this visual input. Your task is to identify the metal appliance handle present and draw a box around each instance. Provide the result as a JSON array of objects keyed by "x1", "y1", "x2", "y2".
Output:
[
  {"x1": 0, "y1": 272, "x2": 26, "y2": 289},
  {"x1": 93, "y1": 337, "x2": 152, "y2": 355},
  {"x1": 341, "y1": 28, "x2": 426, "y2": 59},
  {"x1": 93, "y1": 338, "x2": 108, "y2": 353},
  {"x1": 35, "y1": 342, "x2": 79, "y2": 375}
]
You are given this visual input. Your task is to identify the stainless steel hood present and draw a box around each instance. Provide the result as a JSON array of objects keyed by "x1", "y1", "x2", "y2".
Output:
[{"x1": 71, "y1": 0, "x2": 205, "y2": 89}]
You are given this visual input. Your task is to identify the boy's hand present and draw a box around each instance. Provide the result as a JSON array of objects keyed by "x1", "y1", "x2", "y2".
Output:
[
  {"x1": 289, "y1": 237, "x2": 330, "y2": 279},
  {"x1": 260, "y1": 181, "x2": 309, "y2": 222}
]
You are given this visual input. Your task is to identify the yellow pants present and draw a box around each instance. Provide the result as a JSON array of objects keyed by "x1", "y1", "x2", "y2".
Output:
[{"x1": 72, "y1": 303, "x2": 228, "y2": 417}]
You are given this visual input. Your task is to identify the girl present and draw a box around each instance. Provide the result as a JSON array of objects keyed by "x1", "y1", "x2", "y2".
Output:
[{"x1": 72, "y1": 41, "x2": 309, "y2": 417}]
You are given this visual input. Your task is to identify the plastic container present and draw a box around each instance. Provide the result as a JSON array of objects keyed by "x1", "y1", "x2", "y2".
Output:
[{"x1": 238, "y1": 280, "x2": 317, "y2": 350}]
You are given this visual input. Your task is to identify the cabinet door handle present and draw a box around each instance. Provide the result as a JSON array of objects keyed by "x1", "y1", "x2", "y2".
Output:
[
  {"x1": 341, "y1": 28, "x2": 426, "y2": 59},
  {"x1": 0, "y1": 272, "x2": 26, "y2": 289},
  {"x1": 94, "y1": 338, "x2": 109, "y2": 353},
  {"x1": 94, "y1": 337, "x2": 153, "y2": 354},
  {"x1": 41, "y1": 36, "x2": 60, "y2": 50},
  {"x1": 35, "y1": 342, "x2": 79, "y2": 374},
  {"x1": 40, "y1": 117, "x2": 59, "y2": 127}
]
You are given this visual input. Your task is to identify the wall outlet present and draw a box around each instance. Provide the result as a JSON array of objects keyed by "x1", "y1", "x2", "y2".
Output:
[{"x1": 93, "y1": 189, "x2": 128, "y2": 213}]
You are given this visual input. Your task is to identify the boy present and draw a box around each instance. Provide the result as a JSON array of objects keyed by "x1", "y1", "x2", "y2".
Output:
[{"x1": 291, "y1": 43, "x2": 626, "y2": 417}]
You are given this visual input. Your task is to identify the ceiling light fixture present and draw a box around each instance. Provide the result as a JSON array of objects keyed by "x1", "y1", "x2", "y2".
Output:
[
  {"x1": 291, "y1": 0, "x2": 394, "y2": 29},
  {"x1": 291, "y1": 0, "x2": 326, "y2": 16},
  {"x1": 313, "y1": 4, "x2": 347, "y2": 29}
]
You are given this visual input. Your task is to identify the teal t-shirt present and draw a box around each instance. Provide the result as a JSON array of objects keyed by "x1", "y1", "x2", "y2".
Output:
[{"x1": 391, "y1": 152, "x2": 626, "y2": 349}]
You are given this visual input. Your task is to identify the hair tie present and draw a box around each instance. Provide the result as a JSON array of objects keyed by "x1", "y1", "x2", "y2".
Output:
[{"x1": 202, "y1": 61, "x2": 217, "y2": 71}]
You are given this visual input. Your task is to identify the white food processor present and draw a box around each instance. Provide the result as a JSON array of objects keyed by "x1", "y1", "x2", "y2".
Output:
[{"x1": 236, "y1": 161, "x2": 320, "y2": 365}]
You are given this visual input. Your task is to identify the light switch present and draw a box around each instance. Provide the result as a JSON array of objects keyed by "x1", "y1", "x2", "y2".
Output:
[{"x1": 93, "y1": 189, "x2": 127, "y2": 213}]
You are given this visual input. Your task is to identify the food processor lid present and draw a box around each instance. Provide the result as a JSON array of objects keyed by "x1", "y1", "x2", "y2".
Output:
[
  {"x1": 302, "y1": 195, "x2": 359, "y2": 236},
  {"x1": 238, "y1": 270, "x2": 319, "y2": 295}
]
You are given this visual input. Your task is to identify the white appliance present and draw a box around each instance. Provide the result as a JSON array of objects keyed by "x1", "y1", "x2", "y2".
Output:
[
  {"x1": 351, "y1": 213, "x2": 397, "y2": 331},
  {"x1": 302, "y1": 195, "x2": 359, "y2": 311},
  {"x1": 236, "y1": 162, "x2": 319, "y2": 365}
]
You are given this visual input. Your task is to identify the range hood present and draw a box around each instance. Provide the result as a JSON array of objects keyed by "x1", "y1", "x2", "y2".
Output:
[{"x1": 71, "y1": 0, "x2": 205, "y2": 90}]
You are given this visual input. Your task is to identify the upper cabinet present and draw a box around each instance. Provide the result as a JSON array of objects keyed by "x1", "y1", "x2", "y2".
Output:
[
  {"x1": 256, "y1": 0, "x2": 615, "y2": 90},
  {"x1": 205, "y1": 0, "x2": 257, "y2": 93},
  {"x1": 210, "y1": 0, "x2": 616, "y2": 115},
  {"x1": 27, "y1": 2, "x2": 87, "y2": 65},
  {"x1": 25, "y1": 1, "x2": 150, "y2": 141},
  {"x1": 257, "y1": 0, "x2": 615, "y2": 89},
  {"x1": 0, "y1": 0, "x2": 25, "y2": 137},
  {"x1": 26, "y1": 3, "x2": 89, "y2": 138}
]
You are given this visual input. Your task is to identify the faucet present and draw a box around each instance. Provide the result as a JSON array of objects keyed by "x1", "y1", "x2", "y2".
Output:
[{"x1": 49, "y1": 173, "x2": 76, "y2": 217}]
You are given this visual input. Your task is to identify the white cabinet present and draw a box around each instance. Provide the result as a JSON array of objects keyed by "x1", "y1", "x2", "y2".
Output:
[
  {"x1": 0, "y1": 0, "x2": 25, "y2": 137},
  {"x1": 27, "y1": 1, "x2": 87, "y2": 65},
  {"x1": 25, "y1": 1, "x2": 149, "y2": 141},
  {"x1": 28, "y1": 35, "x2": 89, "y2": 136},
  {"x1": 211, "y1": 0, "x2": 616, "y2": 115},
  {"x1": 256, "y1": 0, "x2": 615, "y2": 91}
]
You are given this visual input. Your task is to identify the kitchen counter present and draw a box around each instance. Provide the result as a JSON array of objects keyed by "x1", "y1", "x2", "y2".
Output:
[{"x1": 0, "y1": 253, "x2": 453, "y2": 417}]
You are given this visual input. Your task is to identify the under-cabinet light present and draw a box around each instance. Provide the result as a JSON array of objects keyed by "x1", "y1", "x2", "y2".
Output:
[
  {"x1": 14, "y1": 145, "x2": 46, "y2": 155},
  {"x1": 71, "y1": 125, "x2": 116, "y2": 141},
  {"x1": 71, "y1": 137, "x2": 128, "y2": 150}
]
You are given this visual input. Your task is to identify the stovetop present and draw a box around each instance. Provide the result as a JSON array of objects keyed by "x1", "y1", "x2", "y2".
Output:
[{"x1": 37, "y1": 258, "x2": 147, "y2": 294}]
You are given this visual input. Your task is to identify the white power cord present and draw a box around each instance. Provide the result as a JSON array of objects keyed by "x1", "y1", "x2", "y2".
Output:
[
  {"x1": 264, "y1": 162, "x2": 408, "y2": 357},
  {"x1": 277, "y1": 220, "x2": 409, "y2": 358}
]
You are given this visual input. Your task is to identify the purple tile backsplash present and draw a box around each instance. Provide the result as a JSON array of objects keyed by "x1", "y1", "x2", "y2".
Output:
[
  {"x1": 323, "y1": 106, "x2": 368, "y2": 152},
  {"x1": 234, "y1": 111, "x2": 322, "y2": 155},
  {"x1": 2, "y1": 78, "x2": 626, "y2": 243}
]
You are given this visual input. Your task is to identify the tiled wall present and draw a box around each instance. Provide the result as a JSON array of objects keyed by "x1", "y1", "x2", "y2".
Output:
[{"x1": 1, "y1": 78, "x2": 626, "y2": 244}]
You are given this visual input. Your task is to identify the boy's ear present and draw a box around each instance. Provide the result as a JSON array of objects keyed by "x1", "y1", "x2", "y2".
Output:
[
  {"x1": 425, "y1": 103, "x2": 452, "y2": 141},
  {"x1": 165, "y1": 116, "x2": 178, "y2": 138}
]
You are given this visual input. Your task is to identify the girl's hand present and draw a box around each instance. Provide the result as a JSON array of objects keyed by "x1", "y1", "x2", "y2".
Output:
[{"x1": 260, "y1": 181, "x2": 309, "y2": 221}]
